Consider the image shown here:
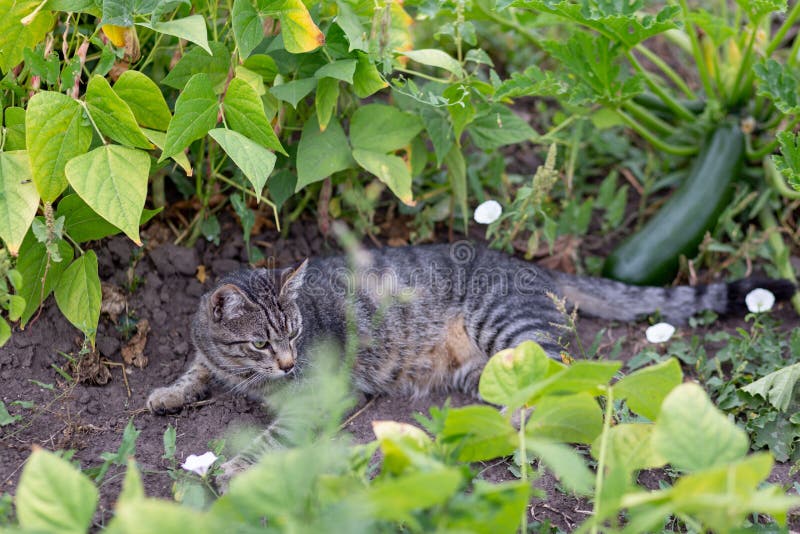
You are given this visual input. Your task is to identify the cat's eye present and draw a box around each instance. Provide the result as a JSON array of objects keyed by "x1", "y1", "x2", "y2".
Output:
[{"x1": 251, "y1": 340, "x2": 269, "y2": 350}]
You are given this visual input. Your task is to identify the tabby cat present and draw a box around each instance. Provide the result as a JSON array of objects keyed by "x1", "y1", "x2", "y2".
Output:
[
  {"x1": 146, "y1": 242, "x2": 793, "y2": 480},
  {"x1": 148, "y1": 242, "x2": 796, "y2": 412}
]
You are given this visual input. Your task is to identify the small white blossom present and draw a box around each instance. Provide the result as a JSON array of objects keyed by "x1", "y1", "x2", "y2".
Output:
[
  {"x1": 646, "y1": 322, "x2": 675, "y2": 344},
  {"x1": 745, "y1": 288, "x2": 775, "y2": 313},
  {"x1": 181, "y1": 452, "x2": 218, "y2": 477},
  {"x1": 474, "y1": 200, "x2": 502, "y2": 224}
]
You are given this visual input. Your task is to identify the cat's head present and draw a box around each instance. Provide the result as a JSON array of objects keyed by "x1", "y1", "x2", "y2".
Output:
[{"x1": 196, "y1": 261, "x2": 308, "y2": 384}]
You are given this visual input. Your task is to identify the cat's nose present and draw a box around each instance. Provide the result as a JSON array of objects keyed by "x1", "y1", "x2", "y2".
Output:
[{"x1": 278, "y1": 360, "x2": 295, "y2": 372}]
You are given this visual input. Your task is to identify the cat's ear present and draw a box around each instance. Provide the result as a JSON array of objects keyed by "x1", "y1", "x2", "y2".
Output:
[
  {"x1": 208, "y1": 284, "x2": 255, "y2": 322},
  {"x1": 280, "y1": 259, "x2": 308, "y2": 297}
]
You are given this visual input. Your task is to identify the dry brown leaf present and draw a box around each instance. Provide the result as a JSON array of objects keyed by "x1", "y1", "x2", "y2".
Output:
[
  {"x1": 121, "y1": 319, "x2": 150, "y2": 369},
  {"x1": 100, "y1": 282, "x2": 126, "y2": 322},
  {"x1": 196, "y1": 265, "x2": 207, "y2": 284}
]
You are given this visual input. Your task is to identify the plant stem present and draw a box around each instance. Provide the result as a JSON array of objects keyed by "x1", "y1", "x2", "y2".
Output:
[
  {"x1": 625, "y1": 51, "x2": 695, "y2": 122},
  {"x1": 622, "y1": 100, "x2": 679, "y2": 138},
  {"x1": 730, "y1": 25, "x2": 758, "y2": 105},
  {"x1": 678, "y1": 0, "x2": 716, "y2": 98},
  {"x1": 215, "y1": 173, "x2": 281, "y2": 231},
  {"x1": 590, "y1": 387, "x2": 614, "y2": 534},
  {"x1": 613, "y1": 109, "x2": 698, "y2": 156},
  {"x1": 757, "y1": 201, "x2": 800, "y2": 313},
  {"x1": 473, "y1": 2, "x2": 544, "y2": 48},
  {"x1": 394, "y1": 67, "x2": 451, "y2": 84},
  {"x1": 766, "y1": 0, "x2": 800, "y2": 56},
  {"x1": 634, "y1": 44, "x2": 695, "y2": 99},
  {"x1": 764, "y1": 156, "x2": 800, "y2": 200},
  {"x1": 748, "y1": 114, "x2": 800, "y2": 162},
  {"x1": 518, "y1": 407, "x2": 529, "y2": 534}
]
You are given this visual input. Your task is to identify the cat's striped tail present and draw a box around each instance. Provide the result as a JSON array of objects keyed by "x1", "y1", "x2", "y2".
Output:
[{"x1": 550, "y1": 271, "x2": 796, "y2": 323}]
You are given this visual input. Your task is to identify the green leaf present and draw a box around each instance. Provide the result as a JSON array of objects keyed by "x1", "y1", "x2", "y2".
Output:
[
  {"x1": 773, "y1": 131, "x2": 800, "y2": 191},
  {"x1": 526, "y1": 392, "x2": 602, "y2": 444},
  {"x1": 0, "y1": 152, "x2": 39, "y2": 255},
  {"x1": 445, "y1": 145, "x2": 467, "y2": 229},
  {"x1": 514, "y1": 0, "x2": 677, "y2": 49},
  {"x1": 162, "y1": 73, "x2": 219, "y2": 161},
  {"x1": 26, "y1": 92, "x2": 93, "y2": 202},
  {"x1": 652, "y1": 382, "x2": 749, "y2": 472},
  {"x1": 754, "y1": 59, "x2": 800, "y2": 114},
  {"x1": 479, "y1": 341, "x2": 557, "y2": 409},
  {"x1": 243, "y1": 54, "x2": 278, "y2": 82},
  {"x1": 534, "y1": 360, "x2": 620, "y2": 400},
  {"x1": 0, "y1": 317, "x2": 9, "y2": 346},
  {"x1": 364, "y1": 469, "x2": 462, "y2": 521},
  {"x1": 267, "y1": 0, "x2": 324, "y2": 53},
  {"x1": 0, "y1": 0, "x2": 54, "y2": 73},
  {"x1": 16, "y1": 449, "x2": 98, "y2": 534},
  {"x1": 54, "y1": 251, "x2": 101, "y2": 342},
  {"x1": 3, "y1": 107, "x2": 26, "y2": 151},
  {"x1": 591, "y1": 423, "x2": 666, "y2": 472},
  {"x1": 141, "y1": 128, "x2": 192, "y2": 175},
  {"x1": 269, "y1": 77, "x2": 317, "y2": 108},
  {"x1": 162, "y1": 42, "x2": 230, "y2": 92},
  {"x1": 335, "y1": 0, "x2": 366, "y2": 51},
  {"x1": 468, "y1": 104, "x2": 535, "y2": 151},
  {"x1": 85, "y1": 76, "x2": 151, "y2": 149},
  {"x1": 613, "y1": 358, "x2": 682, "y2": 420},
  {"x1": 494, "y1": 65, "x2": 567, "y2": 100},
  {"x1": 113, "y1": 71, "x2": 172, "y2": 131},
  {"x1": 143, "y1": 15, "x2": 211, "y2": 54},
  {"x1": 0, "y1": 399, "x2": 19, "y2": 424},
  {"x1": 526, "y1": 438, "x2": 594, "y2": 495},
  {"x1": 353, "y1": 52, "x2": 387, "y2": 98},
  {"x1": 208, "y1": 128, "x2": 276, "y2": 195},
  {"x1": 736, "y1": 0, "x2": 786, "y2": 21},
  {"x1": 117, "y1": 459, "x2": 145, "y2": 507},
  {"x1": 17, "y1": 231, "x2": 73, "y2": 327},
  {"x1": 232, "y1": 0, "x2": 262, "y2": 59},
  {"x1": 441, "y1": 405, "x2": 516, "y2": 461},
  {"x1": 314, "y1": 59, "x2": 357, "y2": 83},
  {"x1": 350, "y1": 104, "x2": 423, "y2": 153},
  {"x1": 315, "y1": 77, "x2": 340, "y2": 132},
  {"x1": 352, "y1": 149, "x2": 413, "y2": 205},
  {"x1": 401, "y1": 49, "x2": 463, "y2": 77},
  {"x1": 296, "y1": 115, "x2": 353, "y2": 191},
  {"x1": 224, "y1": 78, "x2": 286, "y2": 154},
  {"x1": 56, "y1": 194, "x2": 160, "y2": 243},
  {"x1": 102, "y1": 0, "x2": 135, "y2": 26},
  {"x1": 65, "y1": 145, "x2": 150, "y2": 245},
  {"x1": 419, "y1": 108, "x2": 453, "y2": 166},
  {"x1": 740, "y1": 361, "x2": 800, "y2": 412},
  {"x1": 110, "y1": 499, "x2": 218, "y2": 533}
]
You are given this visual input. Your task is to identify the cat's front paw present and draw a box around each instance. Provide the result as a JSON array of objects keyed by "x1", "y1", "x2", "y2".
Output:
[
  {"x1": 146, "y1": 387, "x2": 188, "y2": 415},
  {"x1": 214, "y1": 457, "x2": 250, "y2": 494}
]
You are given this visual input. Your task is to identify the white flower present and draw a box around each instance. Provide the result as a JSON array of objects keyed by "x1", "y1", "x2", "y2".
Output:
[
  {"x1": 745, "y1": 288, "x2": 775, "y2": 313},
  {"x1": 473, "y1": 200, "x2": 502, "y2": 224},
  {"x1": 646, "y1": 322, "x2": 675, "y2": 344},
  {"x1": 181, "y1": 452, "x2": 218, "y2": 477}
]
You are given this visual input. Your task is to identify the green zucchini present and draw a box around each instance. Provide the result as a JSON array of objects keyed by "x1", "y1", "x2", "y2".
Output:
[{"x1": 602, "y1": 123, "x2": 745, "y2": 286}]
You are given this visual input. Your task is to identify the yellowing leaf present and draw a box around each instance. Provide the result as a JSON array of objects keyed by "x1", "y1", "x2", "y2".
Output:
[
  {"x1": 102, "y1": 24, "x2": 130, "y2": 47},
  {"x1": 266, "y1": 0, "x2": 324, "y2": 53},
  {"x1": 0, "y1": 0, "x2": 54, "y2": 73},
  {"x1": 65, "y1": 145, "x2": 150, "y2": 245}
]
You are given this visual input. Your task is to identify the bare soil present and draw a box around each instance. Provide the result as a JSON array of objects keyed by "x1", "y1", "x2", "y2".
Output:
[{"x1": 1, "y1": 216, "x2": 799, "y2": 531}]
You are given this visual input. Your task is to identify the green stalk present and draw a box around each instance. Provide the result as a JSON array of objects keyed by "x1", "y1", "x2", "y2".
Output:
[
  {"x1": 473, "y1": 2, "x2": 543, "y2": 48},
  {"x1": 518, "y1": 407, "x2": 529, "y2": 534},
  {"x1": 766, "y1": 0, "x2": 800, "y2": 56},
  {"x1": 622, "y1": 100, "x2": 679, "y2": 138},
  {"x1": 730, "y1": 26, "x2": 759, "y2": 105},
  {"x1": 677, "y1": 0, "x2": 716, "y2": 98},
  {"x1": 757, "y1": 201, "x2": 800, "y2": 314},
  {"x1": 634, "y1": 44, "x2": 695, "y2": 99},
  {"x1": 764, "y1": 156, "x2": 800, "y2": 200},
  {"x1": 626, "y1": 51, "x2": 696, "y2": 121},
  {"x1": 613, "y1": 109, "x2": 698, "y2": 156},
  {"x1": 590, "y1": 387, "x2": 614, "y2": 534},
  {"x1": 216, "y1": 174, "x2": 281, "y2": 231},
  {"x1": 748, "y1": 115, "x2": 800, "y2": 162}
]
